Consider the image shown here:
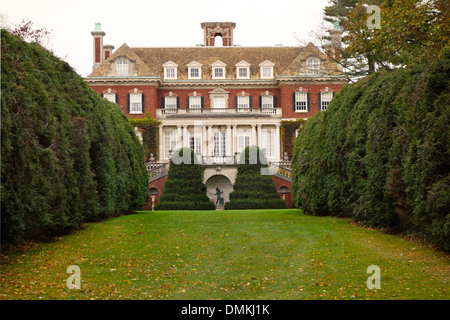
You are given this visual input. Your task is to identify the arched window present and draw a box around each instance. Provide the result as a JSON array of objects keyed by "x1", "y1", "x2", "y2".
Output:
[
  {"x1": 116, "y1": 59, "x2": 129, "y2": 75},
  {"x1": 214, "y1": 34, "x2": 224, "y2": 47},
  {"x1": 307, "y1": 58, "x2": 320, "y2": 74}
]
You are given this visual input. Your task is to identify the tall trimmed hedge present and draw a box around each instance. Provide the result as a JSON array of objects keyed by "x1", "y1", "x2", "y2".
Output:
[
  {"x1": 292, "y1": 53, "x2": 450, "y2": 250},
  {"x1": 155, "y1": 148, "x2": 215, "y2": 210},
  {"x1": 225, "y1": 146, "x2": 287, "y2": 210},
  {"x1": 1, "y1": 30, "x2": 149, "y2": 245}
]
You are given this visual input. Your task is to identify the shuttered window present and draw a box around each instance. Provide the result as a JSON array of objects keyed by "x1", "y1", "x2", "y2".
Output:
[
  {"x1": 294, "y1": 92, "x2": 309, "y2": 112},
  {"x1": 128, "y1": 93, "x2": 144, "y2": 114}
]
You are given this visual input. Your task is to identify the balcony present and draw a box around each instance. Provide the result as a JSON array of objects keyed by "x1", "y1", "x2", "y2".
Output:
[{"x1": 156, "y1": 107, "x2": 281, "y2": 118}]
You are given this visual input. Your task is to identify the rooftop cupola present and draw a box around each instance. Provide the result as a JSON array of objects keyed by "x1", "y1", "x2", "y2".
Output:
[{"x1": 201, "y1": 22, "x2": 236, "y2": 47}]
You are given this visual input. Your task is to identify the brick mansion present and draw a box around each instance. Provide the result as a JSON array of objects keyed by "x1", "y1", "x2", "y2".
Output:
[{"x1": 85, "y1": 22, "x2": 347, "y2": 208}]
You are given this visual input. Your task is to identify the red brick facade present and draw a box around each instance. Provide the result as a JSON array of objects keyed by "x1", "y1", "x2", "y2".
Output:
[
  {"x1": 91, "y1": 84, "x2": 346, "y2": 120},
  {"x1": 272, "y1": 175, "x2": 293, "y2": 208},
  {"x1": 143, "y1": 176, "x2": 167, "y2": 210},
  {"x1": 86, "y1": 22, "x2": 347, "y2": 210}
]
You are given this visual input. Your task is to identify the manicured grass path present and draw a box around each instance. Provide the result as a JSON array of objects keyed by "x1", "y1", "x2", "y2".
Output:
[{"x1": 0, "y1": 209, "x2": 448, "y2": 300}]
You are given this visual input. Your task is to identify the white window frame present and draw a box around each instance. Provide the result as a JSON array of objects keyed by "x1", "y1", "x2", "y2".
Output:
[
  {"x1": 237, "y1": 96, "x2": 250, "y2": 112},
  {"x1": 187, "y1": 61, "x2": 202, "y2": 80},
  {"x1": 164, "y1": 96, "x2": 178, "y2": 114},
  {"x1": 129, "y1": 93, "x2": 143, "y2": 114},
  {"x1": 212, "y1": 60, "x2": 226, "y2": 79},
  {"x1": 164, "y1": 130, "x2": 179, "y2": 160},
  {"x1": 259, "y1": 60, "x2": 275, "y2": 79},
  {"x1": 163, "y1": 61, "x2": 178, "y2": 80},
  {"x1": 116, "y1": 59, "x2": 129, "y2": 76},
  {"x1": 214, "y1": 67, "x2": 225, "y2": 79},
  {"x1": 188, "y1": 96, "x2": 202, "y2": 113},
  {"x1": 261, "y1": 128, "x2": 275, "y2": 159},
  {"x1": 190, "y1": 135, "x2": 202, "y2": 155},
  {"x1": 103, "y1": 93, "x2": 116, "y2": 103},
  {"x1": 190, "y1": 68, "x2": 200, "y2": 79},
  {"x1": 212, "y1": 95, "x2": 226, "y2": 111},
  {"x1": 213, "y1": 131, "x2": 226, "y2": 157},
  {"x1": 165, "y1": 68, "x2": 176, "y2": 79},
  {"x1": 295, "y1": 92, "x2": 308, "y2": 113},
  {"x1": 235, "y1": 60, "x2": 250, "y2": 79},
  {"x1": 261, "y1": 95, "x2": 274, "y2": 109},
  {"x1": 320, "y1": 91, "x2": 333, "y2": 111},
  {"x1": 238, "y1": 67, "x2": 248, "y2": 78},
  {"x1": 237, "y1": 132, "x2": 251, "y2": 154},
  {"x1": 307, "y1": 58, "x2": 320, "y2": 75}
]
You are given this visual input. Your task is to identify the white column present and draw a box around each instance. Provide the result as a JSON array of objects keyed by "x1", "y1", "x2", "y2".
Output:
[
  {"x1": 183, "y1": 125, "x2": 189, "y2": 148},
  {"x1": 177, "y1": 125, "x2": 182, "y2": 151},
  {"x1": 226, "y1": 125, "x2": 232, "y2": 156},
  {"x1": 251, "y1": 124, "x2": 256, "y2": 147},
  {"x1": 202, "y1": 125, "x2": 207, "y2": 158},
  {"x1": 257, "y1": 124, "x2": 262, "y2": 149},
  {"x1": 159, "y1": 125, "x2": 164, "y2": 161},
  {"x1": 207, "y1": 125, "x2": 213, "y2": 156},
  {"x1": 232, "y1": 125, "x2": 237, "y2": 155},
  {"x1": 275, "y1": 124, "x2": 281, "y2": 161}
]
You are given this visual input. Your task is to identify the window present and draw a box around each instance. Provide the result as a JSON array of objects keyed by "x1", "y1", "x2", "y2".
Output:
[
  {"x1": 214, "y1": 67, "x2": 224, "y2": 79},
  {"x1": 165, "y1": 68, "x2": 176, "y2": 79},
  {"x1": 237, "y1": 133, "x2": 251, "y2": 153},
  {"x1": 307, "y1": 58, "x2": 320, "y2": 74},
  {"x1": 116, "y1": 59, "x2": 128, "y2": 75},
  {"x1": 164, "y1": 131, "x2": 178, "y2": 159},
  {"x1": 164, "y1": 96, "x2": 178, "y2": 114},
  {"x1": 236, "y1": 96, "x2": 250, "y2": 112},
  {"x1": 259, "y1": 60, "x2": 275, "y2": 79},
  {"x1": 188, "y1": 96, "x2": 202, "y2": 113},
  {"x1": 261, "y1": 128, "x2": 275, "y2": 158},
  {"x1": 261, "y1": 96, "x2": 274, "y2": 109},
  {"x1": 209, "y1": 87, "x2": 229, "y2": 113},
  {"x1": 103, "y1": 93, "x2": 116, "y2": 103},
  {"x1": 213, "y1": 131, "x2": 226, "y2": 157},
  {"x1": 163, "y1": 61, "x2": 178, "y2": 79},
  {"x1": 187, "y1": 61, "x2": 202, "y2": 79},
  {"x1": 129, "y1": 93, "x2": 143, "y2": 114},
  {"x1": 235, "y1": 61, "x2": 250, "y2": 79},
  {"x1": 238, "y1": 68, "x2": 248, "y2": 78},
  {"x1": 212, "y1": 96, "x2": 225, "y2": 109},
  {"x1": 262, "y1": 67, "x2": 272, "y2": 78},
  {"x1": 212, "y1": 60, "x2": 226, "y2": 79},
  {"x1": 320, "y1": 91, "x2": 333, "y2": 111},
  {"x1": 294, "y1": 92, "x2": 308, "y2": 112},
  {"x1": 190, "y1": 68, "x2": 200, "y2": 79},
  {"x1": 190, "y1": 136, "x2": 202, "y2": 155}
]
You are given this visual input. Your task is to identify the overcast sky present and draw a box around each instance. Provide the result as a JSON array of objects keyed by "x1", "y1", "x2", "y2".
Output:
[{"x1": 2, "y1": 0, "x2": 331, "y2": 77}]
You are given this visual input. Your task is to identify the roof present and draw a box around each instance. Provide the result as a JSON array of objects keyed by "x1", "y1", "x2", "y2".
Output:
[{"x1": 88, "y1": 42, "x2": 344, "y2": 79}]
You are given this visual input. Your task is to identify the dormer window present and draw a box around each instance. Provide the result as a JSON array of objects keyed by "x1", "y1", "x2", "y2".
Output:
[
  {"x1": 236, "y1": 60, "x2": 250, "y2": 79},
  {"x1": 187, "y1": 61, "x2": 202, "y2": 79},
  {"x1": 163, "y1": 61, "x2": 178, "y2": 80},
  {"x1": 212, "y1": 60, "x2": 226, "y2": 79},
  {"x1": 116, "y1": 59, "x2": 129, "y2": 76},
  {"x1": 307, "y1": 58, "x2": 320, "y2": 74},
  {"x1": 259, "y1": 60, "x2": 274, "y2": 79}
]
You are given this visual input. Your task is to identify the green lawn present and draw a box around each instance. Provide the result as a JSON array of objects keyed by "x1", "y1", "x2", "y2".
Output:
[{"x1": 0, "y1": 209, "x2": 448, "y2": 300}]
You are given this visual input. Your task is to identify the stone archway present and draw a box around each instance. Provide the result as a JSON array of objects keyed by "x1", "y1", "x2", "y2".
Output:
[
  {"x1": 205, "y1": 174, "x2": 233, "y2": 208},
  {"x1": 277, "y1": 185, "x2": 291, "y2": 208},
  {"x1": 149, "y1": 187, "x2": 160, "y2": 210}
]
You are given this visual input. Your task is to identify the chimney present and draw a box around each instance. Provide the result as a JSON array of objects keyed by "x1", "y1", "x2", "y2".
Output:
[
  {"x1": 91, "y1": 23, "x2": 105, "y2": 70},
  {"x1": 323, "y1": 21, "x2": 343, "y2": 60},
  {"x1": 103, "y1": 44, "x2": 114, "y2": 60}
]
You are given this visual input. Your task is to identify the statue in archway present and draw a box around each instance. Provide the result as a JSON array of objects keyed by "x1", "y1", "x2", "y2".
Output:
[{"x1": 215, "y1": 187, "x2": 224, "y2": 207}]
